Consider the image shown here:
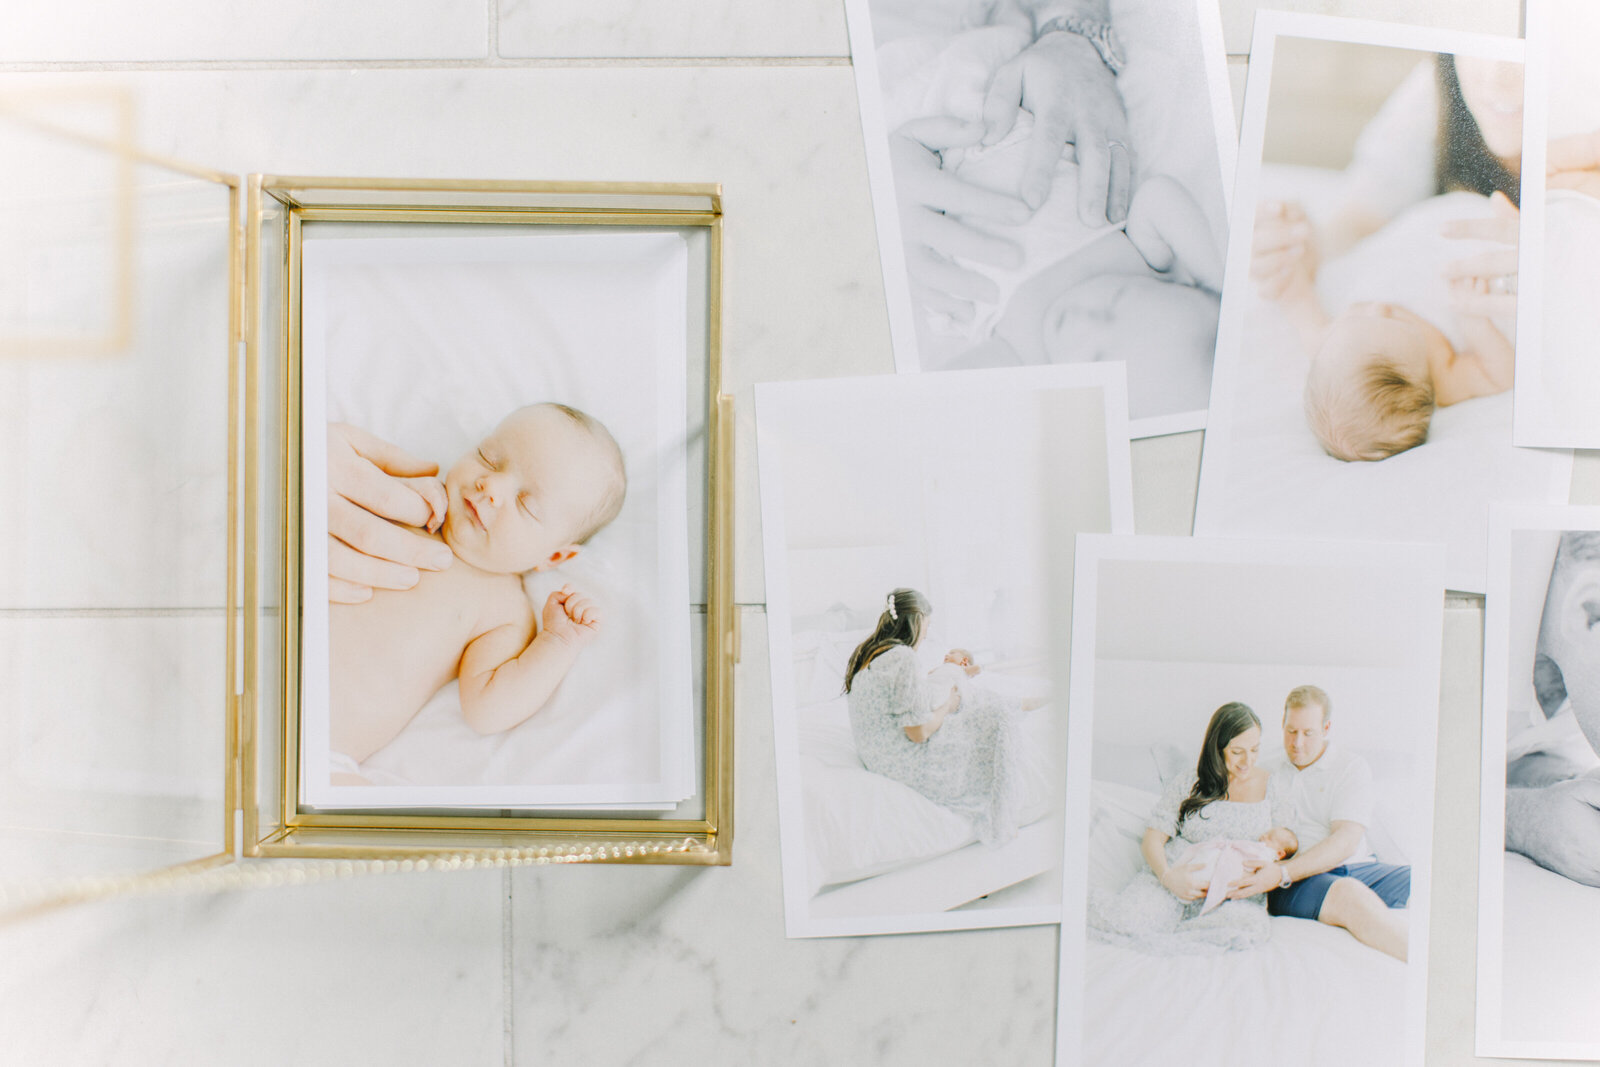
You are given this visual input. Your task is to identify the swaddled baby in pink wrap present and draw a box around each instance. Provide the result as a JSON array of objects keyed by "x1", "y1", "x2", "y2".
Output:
[{"x1": 1175, "y1": 827, "x2": 1299, "y2": 916}]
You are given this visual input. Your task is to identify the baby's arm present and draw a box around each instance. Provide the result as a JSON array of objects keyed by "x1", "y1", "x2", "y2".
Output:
[
  {"x1": 1435, "y1": 309, "x2": 1514, "y2": 406},
  {"x1": 457, "y1": 586, "x2": 601, "y2": 735},
  {"x1": 1123, "y1": 174, "x2": 1224, "y2": 293}
]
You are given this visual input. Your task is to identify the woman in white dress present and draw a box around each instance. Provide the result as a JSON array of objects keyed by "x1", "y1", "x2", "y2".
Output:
[
  {"x1": 842, "y1": 587, "x2": 1022, "y2": 846},
  {"x1": 1089, "y1": 701, "x2": 1297, "y2": 954}
]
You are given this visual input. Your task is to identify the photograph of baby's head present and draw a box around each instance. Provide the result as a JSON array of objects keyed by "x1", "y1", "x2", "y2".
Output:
[
  {"x1": 1196, "y1": 23, "x2": 1568, "y2": 596},
  {"x1": 436, "y1": 402, "x2": 627, "y2": 576},
  {"x1": 300, "y1": 229, "x2": 696, "y2": 809}
]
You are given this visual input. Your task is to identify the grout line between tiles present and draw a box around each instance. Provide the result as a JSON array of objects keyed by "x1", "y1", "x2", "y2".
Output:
[
  {"x1": 0, "y1": 56, "x2": 852, "y2": 74},
  {"x1": 502, "y1": 866, "x2": 515, "y2": 1067}
]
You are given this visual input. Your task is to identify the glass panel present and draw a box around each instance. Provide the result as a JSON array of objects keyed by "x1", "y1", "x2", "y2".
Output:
[
  {"x1": 0, "y1": 91, "x2": 233, "y2": 892},
  {"x1": 270, "y1": 180, "x2": 717, "y2": 216}
]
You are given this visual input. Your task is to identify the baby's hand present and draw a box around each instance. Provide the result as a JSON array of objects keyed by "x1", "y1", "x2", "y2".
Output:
[
  {"x1": 399, "y1": 475, "x2": 448, "y2": 534},
  {"x1": 1250, "y1": 199, "x2": 1318, "y2": 301},
  {"x1": 540, "y1": 585, "x2": 602, "y2": 650}
]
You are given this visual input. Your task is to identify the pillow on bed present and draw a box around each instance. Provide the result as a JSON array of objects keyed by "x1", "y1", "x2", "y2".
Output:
[{"x1": 1089, "y1": 779, "x2": 1158, "y2": 894}]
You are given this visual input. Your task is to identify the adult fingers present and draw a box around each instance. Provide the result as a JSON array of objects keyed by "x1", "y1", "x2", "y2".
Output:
[
  {"x1": 909, "y1": 281, "x2": 976, "y2": 325},
  {"x1": 1440, "y1": 213, "x2": 1518, "y2": 245},
  {"x1": 1442, "y1": 247, "x2": 1519, "y2": 281},
  {"x1": 912, "y1": 167, "x2": 1031, "y2": 223},
  {"x1": 332, "y1": 452, "x2": 437, "y2": 529},
  {"x1": 329, "y1": 577, "x2": 373, "y2": 604},
  {"x1": 918, "y1": 211, "x2": 1023, "y2": 269},
  {"x1": 907, "y1": 250, "x2": 1001, "y2": 305},
  {"x1": 898, "y1": 115, "x2": 986, "y2": 152},
  {"x1": 333, "y1": 422, "x2": 439, "y2": 479},
  {"x1": 329, "y1": 494, "x2": 455, "y2": 571},
  {"x1": 1447, "y1": 281, "x2": 1518, "y2": 320},
  {"x1": 1252, "y1": 219, "x2": 1312, "y2": 256},
  {"x1": 1548, "y1": 129, "x2": 1600, "y2": 173},
  {"x1": 1019, "y1": 104, "x2": 1075, "y2": 210},
  {"x1": 1106, "y1": 138, "x2": 1133, "y2": 224},
  {"x1": 980, "y1": 57, "x2": 1025, "y2": 146},
  {"x1": 328, "y1": 534, "x2": 421, "y2": 592},
  {"x1": 1249, "y1": 245, "x2": 1306, "y2": 280}
]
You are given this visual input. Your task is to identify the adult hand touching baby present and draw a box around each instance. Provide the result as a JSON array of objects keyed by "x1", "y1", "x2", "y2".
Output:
[
  {"x1": 1159, "y1": 859, "x2": 1208, "y2": 902},
  {"x1": 1441, "y1": 190, "x2": 1520, "y2": 321},
  {"x1": 980, "y1": 28, "x2": 1131, "y2": 223},
  {"x1": 327, "y1": 422, "x2": 454, "y2": 604},
  {"x1": 891, "y1": 116, "x2": 1031, "y2": 326}
]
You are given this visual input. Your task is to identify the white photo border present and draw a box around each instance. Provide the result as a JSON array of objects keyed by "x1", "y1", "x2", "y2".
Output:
[
  {"x1": 842, "y1": 0, "x2": 1236, "y2": 440},
  {"x1": 1056, "y1": 532, "x2": 1446, "y2": 1067},
  {"x1": 1476, "y1": 502, "x2": 1600, "y2": 1060},
  {"x1": 758, "y1": 362, "x2": 1134, "y2": 938}
]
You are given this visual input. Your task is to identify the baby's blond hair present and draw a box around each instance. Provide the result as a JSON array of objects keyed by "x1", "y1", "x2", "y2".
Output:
[{"x1": 1305, "y1": 352, "x2": 1434, "y2": 463}]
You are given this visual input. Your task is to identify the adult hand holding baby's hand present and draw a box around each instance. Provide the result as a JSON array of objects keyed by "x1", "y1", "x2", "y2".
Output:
[
  {"x1": 1250, "y1": 200, "x2": 1318, "y2": 300},
  {"x1": 891, "y1": 118, "x2": 1030, "y2": 327},
  {"x1": 1159, "y1": 860, "x2": 1208, "y2": 901},
  {"x1": 327, "y1": 422, "x2": 455, "y2": 604},
  {"x1": 541, "y1": 585, "x2": 602, "y2": 650},
  {"x1": 1441, "y1": 190, "x2": 1519, "y2": 321},
  {"x1": 980, "y1": 30, "x2": 1131, "y2": 223}
]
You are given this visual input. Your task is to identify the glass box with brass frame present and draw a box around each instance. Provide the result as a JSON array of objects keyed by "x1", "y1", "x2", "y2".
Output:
[{"x1": 0, "y1": 101, "x2": 735, "y2": 920}]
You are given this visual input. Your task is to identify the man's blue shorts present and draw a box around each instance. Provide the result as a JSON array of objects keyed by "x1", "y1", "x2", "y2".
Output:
[{"x1": 1267, "y1": 862, "x2": 1410, "y2": 920}]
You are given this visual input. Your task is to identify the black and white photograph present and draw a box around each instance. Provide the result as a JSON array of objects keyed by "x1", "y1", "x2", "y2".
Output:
[
  {"x1": 758, "y1": 365, "x2": 1132, "y2": 937},
  {"x1": 298, "y1": 230, "x2": 696, "y2": 810},
  {"x1": 845, "y1": 0, "x2": 1233, "y2": 436},
  {"x1": 1476, "y1": 505, "x2": 1600, "y2": 1060},
  {"x1": 1194, "y1": 14, "x2": 1570, "y2": 594},
  {"x1": 1511, "y1": 0, "x2": 1600, "y2": 448},
  {"x1": 1058, "y1": 534, "x2": 1444, "y2": 1067}
]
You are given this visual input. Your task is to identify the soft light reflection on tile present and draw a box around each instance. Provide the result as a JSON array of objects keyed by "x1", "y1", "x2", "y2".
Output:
[
  {"x1": 496, "y1": 0, "x2": 848, "y2": 59},
  {"x1": 1219, "y1": 0, "x2": 1521, "y2": 54}
]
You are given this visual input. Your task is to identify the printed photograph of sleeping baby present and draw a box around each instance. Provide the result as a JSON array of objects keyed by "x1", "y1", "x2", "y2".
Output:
[
  {"x1": 1058, "y1": 535, "x2": 1444, "y2": 1067},
  {"x1": 1194, "y1": 15, "x2": 1571, "y2": 595},
  {"x1": 297, "y1": 230, "x2": 695, "y2": 811},
  {"x1": 1476, "y1": 506, "x2": 1600, "y2": 1060},
  {"x1": 757, "y1": 364, "x2": 1133, "y2": 937},
  {"x1": 1510, "y1": 0, "x2": 1600, "y2": 448},
  {"x1": 844, "y1": 0, "x2": 1233, "y2": 437}
]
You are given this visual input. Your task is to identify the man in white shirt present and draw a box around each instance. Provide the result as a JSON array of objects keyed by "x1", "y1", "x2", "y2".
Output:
[{"x1": 1227, "y1": 685, "x2": 1410, "y2": 961}]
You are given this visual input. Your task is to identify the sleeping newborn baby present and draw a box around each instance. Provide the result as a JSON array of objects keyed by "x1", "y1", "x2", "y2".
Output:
[
  {"x1": 878, "y1": 20, "x2": 1225, "y2": 419},
  {"x1": 1174, "y1": 827, "x2": 1299, "y2": 916},
  {"x1": 926, "y1": 647, "x2": 1045, "y2": 714},
  {"x1": 328, "y1": 402, "x2": 625, "y2": 782},
  {"x1": 1256, "y1": 196, "x2": 1516, "y2": 461}
]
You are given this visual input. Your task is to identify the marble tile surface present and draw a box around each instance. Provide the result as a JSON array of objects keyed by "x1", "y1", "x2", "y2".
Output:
[
  {"x1": 1217, "y1": 0, "x2": 1522, "y2": 54},
  {"x1": 0, "y1": 866, "x2": 506, "y2": 1067},
  {"x1": 497, "y1": 0, "x2": 849, "y2": 59},
  {"x1": 508, "y1": 609, "x2": 1058, "y2": 1065},
  {"x1": 0, "y1": 0, "x2": 487, "y2": 63},
  {"x1": 0, "y1": 615, "x2": 226, "y2": 883}
]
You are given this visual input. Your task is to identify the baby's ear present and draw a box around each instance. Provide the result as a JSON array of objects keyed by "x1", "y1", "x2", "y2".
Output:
[{"x1": 531, "y1": 544, "x2": 582, "y2": 572}]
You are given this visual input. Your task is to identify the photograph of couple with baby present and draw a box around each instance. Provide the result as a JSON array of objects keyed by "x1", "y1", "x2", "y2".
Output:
[
  {"x1": 847, "y1": 0, "x2": 1232, "y2": 434},
  {"x1": 1477, "y1": 508, "x2": 1600, "y2": 1059},
  {"x1": 758, "y1": 365, "x2": 1132, "y2": 938},
  {"x1": 1060, "y1": 535, "x2": 1443, "y2": 1067},
  {"x1": 1197, "y1": 17, "x2": 1571, "y2": 595},
  {"x1": 297, "y1": 229, "x2": 697, "y2": 811}
]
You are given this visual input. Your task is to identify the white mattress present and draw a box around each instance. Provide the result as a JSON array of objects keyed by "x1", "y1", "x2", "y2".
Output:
[{"x1": 1497, "y1": 851, "x2": 1600, "y2": 1051}]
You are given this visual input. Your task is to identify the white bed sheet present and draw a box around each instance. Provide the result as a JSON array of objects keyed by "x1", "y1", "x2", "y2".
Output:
[
  {"x1": 1498, "y1": 850, "x2": 1600, "y2": 1052},
  {"x1": 1200, "y1": 169, "x2": 1571, "y2": 594},
  {"x1": 1081, "y1": 779, "x2": 1406, "y2": 1065},
  {"x1": 299, "y1": 230, "x2": 695, "y2": 808}
]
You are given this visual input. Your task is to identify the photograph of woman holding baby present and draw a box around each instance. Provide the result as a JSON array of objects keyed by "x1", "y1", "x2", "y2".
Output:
[
  {"x1": 296, "y1": 228, "x2": 697, "y2": 811},
  {"x1": 846, "y1": 0, "x2": 1233, "y2": 433},
  {"x1": 1195, "y1": 16, "x2": 1570, "y2": 595}
]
